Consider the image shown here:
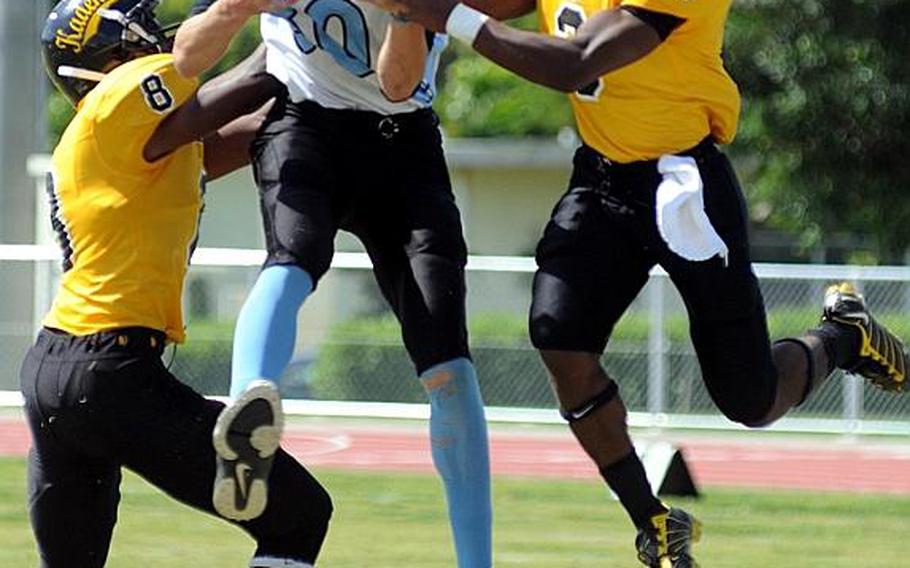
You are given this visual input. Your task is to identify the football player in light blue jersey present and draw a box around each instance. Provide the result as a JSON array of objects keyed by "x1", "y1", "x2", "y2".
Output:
[{"x1": 175, "y1": 1, "x2": 492, "y2": 566}]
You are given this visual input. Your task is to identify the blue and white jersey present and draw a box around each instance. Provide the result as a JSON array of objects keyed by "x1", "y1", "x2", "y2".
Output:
[{"x1": 262, "y1": 2, "x2": 446, "y2": 114}]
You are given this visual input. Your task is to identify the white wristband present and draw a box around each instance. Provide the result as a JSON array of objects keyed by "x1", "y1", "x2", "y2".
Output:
[{"x1": 445, "y1": 4, "x2": 490, "y2": 46}]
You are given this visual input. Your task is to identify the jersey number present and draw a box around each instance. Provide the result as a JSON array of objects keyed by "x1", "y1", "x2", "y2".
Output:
[
  {"x1": 141, "y1": 74, "x2": 175, "y2": 113},
  {"x1": 556, "y1": 6, "x2": 603, "y2": 101},
  {"x1": 281, "y1": 1, "x2": 372, "y2": 78}
]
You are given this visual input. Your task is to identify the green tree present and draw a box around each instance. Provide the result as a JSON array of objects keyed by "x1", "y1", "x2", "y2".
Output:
[
  {"x1": 435, "y1": 41, "x2": 573, "y2": 137},
  {"x1": 726, "y1": 0, "x2": 910, "y2": 261}
]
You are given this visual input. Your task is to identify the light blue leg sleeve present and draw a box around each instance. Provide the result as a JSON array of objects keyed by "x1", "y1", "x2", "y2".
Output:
[
  {"x1": 230, "y1": 265, "x2": 313, "y2": 398},
  {"x1": 421, "y1": 358, "x2": 492, "y2": 568}
]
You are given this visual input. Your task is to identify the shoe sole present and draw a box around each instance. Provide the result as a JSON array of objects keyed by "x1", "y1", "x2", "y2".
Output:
[{"x1": 212, "y1": 380, "x2": 284, "y2": 521}]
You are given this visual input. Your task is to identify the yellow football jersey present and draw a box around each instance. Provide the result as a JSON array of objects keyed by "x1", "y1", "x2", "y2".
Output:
[
  {"x1": 538, "y1": 0, "x2": 741, "y2": 162},
  {"x1": 44, "y1": 53, "x2": 202, "y2": 344}
]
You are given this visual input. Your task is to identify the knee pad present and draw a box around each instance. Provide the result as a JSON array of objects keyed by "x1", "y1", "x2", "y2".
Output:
[
  {"x1": 707, "y1": 367, "x2": 778, "y2": 426},
  {"x1": 529, "y1": 315, "x2": 568, "y2": 351},
  {"x1": 528, "y1": 312, "x2": 553, "y2": 350},
  {"x1": 400, "y1": 256, "x2": 469, "y2": 374},
  {"x1": 528, "y1": 272, "x2": 608, "y2": 353},
  {"x1": 268, "y1": 202, "x2": 335, "y2": 281},
  {"x1": 528, "y1": 300, "x2": 567, "y2": 351},
  {"x1": 273, "y1": 233, "x2": 333, "y2": 283},
  {"x1": 406, "y1": 217, "x2": 467, "y2": 265}
]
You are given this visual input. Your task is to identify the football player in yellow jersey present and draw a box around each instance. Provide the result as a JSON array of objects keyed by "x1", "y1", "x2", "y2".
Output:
[
  {"x1": 20, "y1": 1, "x2": 332, "y2": 567},
  {"x1": 366, "y1": 0, "x2": 910, "y2": 566}
]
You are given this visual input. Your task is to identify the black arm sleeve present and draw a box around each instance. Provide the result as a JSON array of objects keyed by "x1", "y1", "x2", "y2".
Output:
[
  {"x1": 620, "y1": 6, "x2": 685, "y2": 41},
  {"x1": 190, "y1": 0, "x2": 217, "y2": 16}
]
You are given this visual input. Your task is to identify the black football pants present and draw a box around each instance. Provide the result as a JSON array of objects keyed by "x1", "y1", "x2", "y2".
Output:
[{"x1": 20, "y1": 327, "x2": 332, "y2": 567}]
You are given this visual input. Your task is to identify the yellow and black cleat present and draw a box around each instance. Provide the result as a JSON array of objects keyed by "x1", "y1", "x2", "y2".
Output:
[
  {"x1": 636, "y1": 508, "x2": 701, "y2": 568},
  {"x1": 823, "y1": 283, "x2": 909, "y2": 393}
]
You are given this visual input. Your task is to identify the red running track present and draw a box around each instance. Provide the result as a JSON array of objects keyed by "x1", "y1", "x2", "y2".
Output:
[{"x1": 2, "y1": 418, "x2": 910, "y2": 494}]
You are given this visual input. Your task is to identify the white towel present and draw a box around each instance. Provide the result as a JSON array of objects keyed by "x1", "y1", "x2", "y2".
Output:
[{"x1": 655, "y1": 155, "x2": 729, "y2": 264}]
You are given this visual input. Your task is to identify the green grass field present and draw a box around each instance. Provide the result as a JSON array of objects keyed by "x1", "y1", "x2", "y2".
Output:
[{"x1": 1, "y1": 457, "x2": 908, "y2": 567}]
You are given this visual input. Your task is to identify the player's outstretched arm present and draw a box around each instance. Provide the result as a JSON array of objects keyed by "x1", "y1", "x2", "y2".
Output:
[
  {"x1": 474, "y1": 8, "x2": 664, "y2": 92},
  {"x1": 144, "y1": 45, "x2": 280, "y2": 163},
  {"x1": 369, "y1": 1, "x2": 675, "y2": 93},
  {"x1": 172, "y1": 0, "x2": 295, "y2": 78}
]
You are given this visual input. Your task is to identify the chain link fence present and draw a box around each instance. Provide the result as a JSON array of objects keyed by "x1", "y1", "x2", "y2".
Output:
[{"x1": 2, "y1": 249, "x2": 909, "y2": 433}]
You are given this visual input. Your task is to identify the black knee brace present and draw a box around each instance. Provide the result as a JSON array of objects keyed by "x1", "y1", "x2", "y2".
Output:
[{"x1": 559, "y1": 381, "x2": 619, "y2": 423}]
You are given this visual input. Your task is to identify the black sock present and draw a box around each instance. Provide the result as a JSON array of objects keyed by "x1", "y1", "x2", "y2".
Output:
[
  {"x1": 809, "y1": 321, "x2": 862, "y2": 370},
  {"x1": 600, "y1": 451, "x2": 667, "y2": 529}
]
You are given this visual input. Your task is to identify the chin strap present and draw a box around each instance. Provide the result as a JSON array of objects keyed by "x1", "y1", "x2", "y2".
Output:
[{"x1": 57, "y1": 66, "x2": 106, "y2": 83}]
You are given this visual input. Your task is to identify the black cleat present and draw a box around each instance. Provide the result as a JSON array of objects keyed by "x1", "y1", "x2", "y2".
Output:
[
  {"x1": 212, "y1": 380, "x2": 284, "y2": 521},
  {"x1": 636, "y1": 507, "x2": 701, "y2": 568},
  {"x1": 823, "y1": 283, "x2": 909, "y2": 392}
]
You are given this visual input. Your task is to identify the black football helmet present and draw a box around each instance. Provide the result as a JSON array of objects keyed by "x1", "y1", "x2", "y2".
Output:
[{"x1": 41, "y1": 0, "x2": 179, "y2": 105}]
